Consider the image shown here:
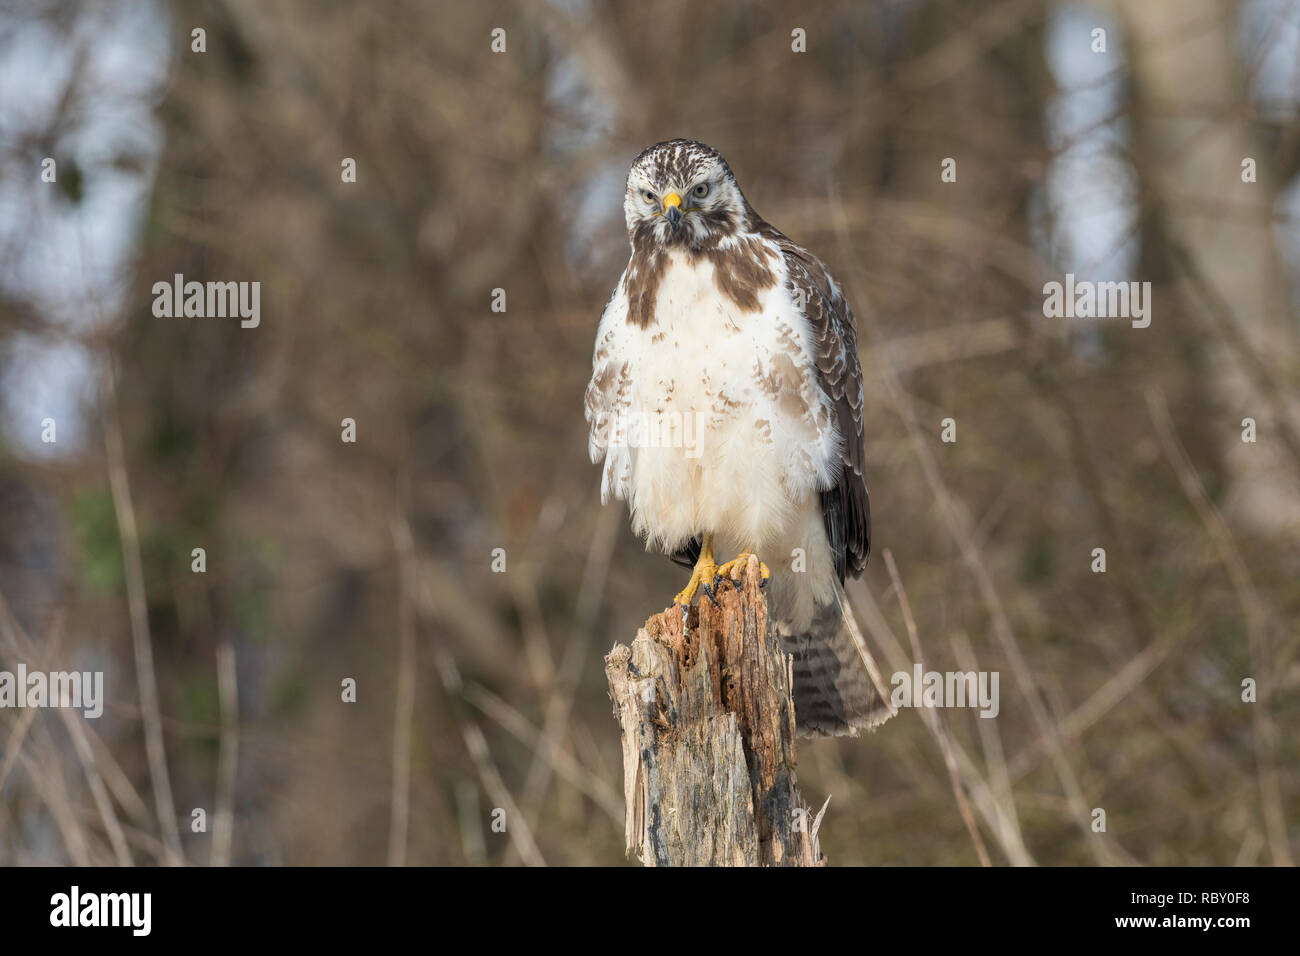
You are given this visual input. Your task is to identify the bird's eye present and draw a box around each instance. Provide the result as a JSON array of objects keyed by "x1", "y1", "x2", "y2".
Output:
[
  {"x1": 643, "y1": 190, "x2": 656, "y2": 204},
  {"x1": 692, "y1": 183, "x2": 709, "y2": 199}
]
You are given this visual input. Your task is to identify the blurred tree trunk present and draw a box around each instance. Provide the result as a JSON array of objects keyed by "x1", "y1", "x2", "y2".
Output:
[
  {"x1": 605, "y1": 558, "x2": 825, "y2": 866},
  {"x1": 1120, "y1": 0, "x2": 1300, "y2": 532}
]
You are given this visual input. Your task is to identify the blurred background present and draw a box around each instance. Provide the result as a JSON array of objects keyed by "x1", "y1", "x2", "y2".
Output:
[{"x1": 0, "y1": 0, "x2": 1297, "y2": 866}]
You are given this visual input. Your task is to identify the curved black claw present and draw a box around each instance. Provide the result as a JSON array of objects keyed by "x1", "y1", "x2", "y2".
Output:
[{"x1": 700, "y1": 579, "x2": 717, "y2": 605}]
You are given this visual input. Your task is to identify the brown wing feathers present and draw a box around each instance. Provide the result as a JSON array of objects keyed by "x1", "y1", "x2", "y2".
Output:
[{"x1": 774, "y1": 234, "x2": 870, "y2": 582}]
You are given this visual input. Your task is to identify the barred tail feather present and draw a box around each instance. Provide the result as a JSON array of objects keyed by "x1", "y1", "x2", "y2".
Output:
[{"x1": 775, "y1": 580, "x2": 896, "y2": 738}]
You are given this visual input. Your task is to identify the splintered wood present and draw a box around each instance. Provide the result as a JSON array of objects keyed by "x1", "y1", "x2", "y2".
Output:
[{"x1": 604, "y1": 555, "x2": 826, "y2": 866}]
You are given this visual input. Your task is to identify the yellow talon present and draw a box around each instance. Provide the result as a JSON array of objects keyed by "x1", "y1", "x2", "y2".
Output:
[
  {"x1": 674, "y1": 535, "x2": 718, "y2": 606},
  {"x1": 716, "y1": 551, "x2": 770, "y2": 584}
]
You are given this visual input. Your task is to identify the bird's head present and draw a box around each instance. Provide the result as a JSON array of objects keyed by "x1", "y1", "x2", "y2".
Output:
[{"x1": 624, "y1": 139, "x2": 748, "y2": 250}]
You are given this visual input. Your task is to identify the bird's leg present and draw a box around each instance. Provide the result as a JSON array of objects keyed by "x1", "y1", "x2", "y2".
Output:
[
  {"x1": 715, "y1": 550, "x2": 771, "y2": 587},
  {"x1": 673, "y1": 534, "x2": 719, "y2": 607}
]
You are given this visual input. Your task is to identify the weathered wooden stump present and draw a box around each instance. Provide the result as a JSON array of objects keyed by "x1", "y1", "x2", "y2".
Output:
[{"x1": 604, "y1": 555, "x2": 826, "y2": 866}]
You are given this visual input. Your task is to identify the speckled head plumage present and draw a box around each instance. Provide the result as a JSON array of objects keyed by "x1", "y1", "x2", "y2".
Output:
[{"x1": 623, "y1": 139, "x2": 752, "y2": 250}]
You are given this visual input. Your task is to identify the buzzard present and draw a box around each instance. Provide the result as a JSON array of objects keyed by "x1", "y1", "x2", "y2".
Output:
[{"x1": 585, "y1": 139, "x2": 889, "y2": 737}]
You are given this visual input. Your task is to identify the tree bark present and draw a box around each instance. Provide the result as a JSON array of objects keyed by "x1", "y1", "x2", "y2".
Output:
[{"x1": 604, "y1": 555, "x2": 826, "y2": 866}]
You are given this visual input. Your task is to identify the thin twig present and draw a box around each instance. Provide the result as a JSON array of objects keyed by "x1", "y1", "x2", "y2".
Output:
[
  {"x1": 846, "y1": 578, "x2": 1035, "y2": 865},
  {"x1": 212, "y1": 641, "x2": 239, "y2": 866},
  {"x1": 463, "y1": 681, "x2": 623, "y2": 823},
  {"x1": 950, "y1": 631, "x2": 1022, "y2": 859},
  {"x1": 388, "y1": 510, "x2": 419, "y2": 867},
  {"x1": 882, "y1": 549, "x2": 991, "y2": 867},
  {"x1": 0, "y1": 598, "x2": 127, "y2": 863},
  {"x1": 1146, "y1": 386, "x2": 1292, "y2": 867},
  {"x1": 100, "y1": 364, "x2": 183, "y2": 865},
  {"x1": 60, "y1": 705, "x2": 134, "y2": 866},
  {"x1": 455, "y1": 779, "x2": 487, "y2": 866},
  {"x1": 514, "y1": 503, "x2": 620, "y2": 834},
  {"x1": 425, "y1": 612, "x2": 547, "y2": 867}
]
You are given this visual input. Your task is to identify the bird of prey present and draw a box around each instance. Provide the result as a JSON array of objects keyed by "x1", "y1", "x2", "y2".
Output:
[{"x1": 585, "y1": 139, "x2": 889, "y2": 738}]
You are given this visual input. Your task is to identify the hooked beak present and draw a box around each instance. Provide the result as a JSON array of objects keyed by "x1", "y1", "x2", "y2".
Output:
[{"x1": 662, "y1": 192, "x2": 683, "y2": 230}]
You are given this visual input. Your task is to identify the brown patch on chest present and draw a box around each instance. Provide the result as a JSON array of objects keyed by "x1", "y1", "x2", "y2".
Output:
[
  {"x1": 624, "y1": 245, "x2": 665, "y2": 329},
  {"x1": 625, "y1": 232, "x2": 778, "y2": 328},
  {"x1": 698, "y1": 236, "x2": 777, "y2": 313}
]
